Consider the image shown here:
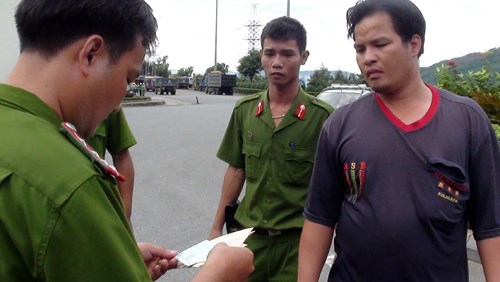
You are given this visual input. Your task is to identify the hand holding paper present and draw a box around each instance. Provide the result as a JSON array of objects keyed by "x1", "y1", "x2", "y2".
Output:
[{"x1": 176, "y1": 228, "x2": 254, "y2": 268}]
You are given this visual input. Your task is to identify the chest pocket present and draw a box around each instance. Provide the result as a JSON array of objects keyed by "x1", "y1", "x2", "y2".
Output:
[
  {"x1": 243, "y1": 142, "x2": 262, "y2": 181},
  {"x1": 283, "y1": 147, "x2": 315, "y2": 186},
  {"x1": 417, "y1": 159, "x2": 468, "y2": 231}
]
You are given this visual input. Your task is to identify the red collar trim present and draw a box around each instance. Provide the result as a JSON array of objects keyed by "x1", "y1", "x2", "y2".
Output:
[{"x1": 375, "y1": 84, "x2": 440, "y2": 133}]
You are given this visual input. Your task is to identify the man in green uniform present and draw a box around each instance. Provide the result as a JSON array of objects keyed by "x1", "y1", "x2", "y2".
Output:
[
  {"x1": 0, "y1": 0, "x2": 254, "y2": 281},
  {"x1": 209, "y1": 16, "x2": 333, "y2": 281},
  {"x1": 87, "y1": 107, "x2": 137, "y2": 221}
]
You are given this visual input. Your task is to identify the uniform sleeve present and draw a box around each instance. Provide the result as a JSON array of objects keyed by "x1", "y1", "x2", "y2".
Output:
[
  {"x1": 304, "y1": 120, "x2": 345, "y2": 227},
  {"x1": 216, "y1": 108, "x2": 245, "y2": 168},
  {"x1": 468, "y1": 119, "x2": 500, "y2": 241},
  {"x1": 106, "y1": 108, "x2": 137, "y2": 155},
  {"x1": 43, "y1": 177, "x2": 149, "y2": 281}
]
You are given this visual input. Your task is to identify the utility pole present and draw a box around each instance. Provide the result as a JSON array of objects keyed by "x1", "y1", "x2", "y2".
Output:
[
  {"x1": 214, "y1": 0, "x2": 218, "y2": 72},
  {"x1": 287, "y1": 0, "x2": 290, "y2": 17}
]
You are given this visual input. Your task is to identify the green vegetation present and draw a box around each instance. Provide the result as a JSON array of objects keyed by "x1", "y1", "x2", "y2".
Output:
[
  {"x1": 175, "y1": 66, "x2": 194, "y2": 77},
  {"x1": 306, "y1": 65, "x2": 333, "y2": 94},
  {"x1": 421, "y1": 47, "x2": 500, "y2": 84},
  {"x1": 237, "y1": 49, "x2": 262, "y2": 82},
  {"x1": 436, "y1": 56, "x2": 500, "y2": 140},
  {"x1": 205, "y1": 63, "x2": 230, "y2": 75},
  {"x1": 493, "y1": 124, "x2": 500, "y2": 140}
]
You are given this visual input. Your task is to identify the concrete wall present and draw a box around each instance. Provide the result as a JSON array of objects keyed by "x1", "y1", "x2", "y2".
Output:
[{"x1": 0, "y1": 0, "x2": 20, "y2": 81}]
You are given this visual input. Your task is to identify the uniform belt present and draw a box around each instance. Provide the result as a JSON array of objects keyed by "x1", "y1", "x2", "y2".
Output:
[{"x1": 253, "y1": 228, "x2": 302, "y2": 236}]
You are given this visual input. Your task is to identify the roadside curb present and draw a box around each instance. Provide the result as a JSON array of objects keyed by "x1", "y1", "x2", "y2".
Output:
[{"x1": 122, "y1": 98, "x2": 165, "y2": 107}]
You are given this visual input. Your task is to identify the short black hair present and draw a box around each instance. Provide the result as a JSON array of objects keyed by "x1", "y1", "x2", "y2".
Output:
[
  {"x1": 346, "y1": 0, "x2": 426, "y2": 57},
  {"x1": 15, "y1": 0, "x2": 158, "y2": 62},
  {"x1": 260, "y1": 16, "x2": 307, "y2": 53}
]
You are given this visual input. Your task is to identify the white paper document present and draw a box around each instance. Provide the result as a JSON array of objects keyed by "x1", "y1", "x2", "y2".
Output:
[{"x1": 176, "y1": 227, "x2": 254, "y2": 268}]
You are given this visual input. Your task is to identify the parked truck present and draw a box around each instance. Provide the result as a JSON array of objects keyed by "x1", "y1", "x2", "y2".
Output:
[
  {"x1": 176, "y1": 76, "x2": 192, "y2": 89},
  {"x1": 206, "y1": 72, "x2": 237, "y2": 95},
  {"x1": 154, "y1": 77, "x2": 177, "y2": 95}
]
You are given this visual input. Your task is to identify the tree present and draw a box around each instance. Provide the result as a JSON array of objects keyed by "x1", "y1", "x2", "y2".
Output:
[
  {"x1": 141, "y1": 47, "x2": 158, "y2": 76},
  {"x1": 155, "y1": 55, "x2": 170, "y2": 77},
  {"x1": 332, "y1": 69, "x2": 348, "y2": 84},
  {"x1": 205, "y1": 63, "x2": 229, "y2": 75},
  {"x1": 176, "y1": 66, "x2": 194, "y2": 77},
  {"x1": 307, "y1": 64, "x2": 333, "y2": 93},
  {"x1": 347, "y1": 73, "x2": 366, "y2": 84},
  {"x1": 237, "y1": 49, "x2": 262, "y2": 82}
]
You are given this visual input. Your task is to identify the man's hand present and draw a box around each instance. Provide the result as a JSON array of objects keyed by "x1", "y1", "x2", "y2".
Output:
[
  {"x1": 137, "y1": 242, "x2": 178, "y2": 281},
  {"x1": 193, "y1": 243, "x2": 254, "y2": 282}
]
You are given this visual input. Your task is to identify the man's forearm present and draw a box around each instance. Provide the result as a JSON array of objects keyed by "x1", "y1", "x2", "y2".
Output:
[
  {"x1": 113, "y1": 149, "x2": 135, "y2": 221},
  {"x1": 477, "y1": 236, "x2": 500, "y2": 282},
  {"x1": 209, "y1": 165, "x2": 245, "y2": 238},
  {"x1": 298, "y1": 220, "x2": 334, "y2": 282}
]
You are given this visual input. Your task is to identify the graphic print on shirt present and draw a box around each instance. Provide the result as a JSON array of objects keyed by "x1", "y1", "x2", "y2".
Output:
[
  {"x1": 430, "y1": 160, "x2": 468, "y2": 205},
  {"x1": 344, "y1": 162, "x2": 366, "y2": 203},
  {"x1": 434, "y1": 171, "x2": 467, "y2": 204}
]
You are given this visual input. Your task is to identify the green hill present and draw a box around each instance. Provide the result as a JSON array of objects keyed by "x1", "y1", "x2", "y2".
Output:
[{"x1": 420, "y1": 47, "x2": 500, "y2": 84}]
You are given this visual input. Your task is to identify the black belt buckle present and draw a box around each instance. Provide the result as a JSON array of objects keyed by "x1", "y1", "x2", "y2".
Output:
[
  {"x1": 254, "y1": 228, "x2": 301, "y2": 236},
  {"x1": 267, "y1": 229, "x2": 282, "y2": 236}
]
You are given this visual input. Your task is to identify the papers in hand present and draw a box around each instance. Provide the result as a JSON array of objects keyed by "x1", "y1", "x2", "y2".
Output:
[{"x1": 176, "y1": 227, "x2": 254, "y2": 268}]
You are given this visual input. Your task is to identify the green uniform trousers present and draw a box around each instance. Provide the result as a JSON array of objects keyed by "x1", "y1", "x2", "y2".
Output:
[{"x1": 246, "y1": 231, "x2": 301, "y2": 282}]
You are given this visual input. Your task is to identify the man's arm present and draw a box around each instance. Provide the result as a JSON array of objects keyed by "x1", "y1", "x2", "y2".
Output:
[
  {"x1": 112, "y1": 148, "x2": 134, "y2": 221},
  {"x1": 208, "y1": 165, "x2": 245, "y2": 239},
  {"x1": 298, "y1": 219, "x2": 334, "y2": 282},
  {"x1": 477, "y1": 236, "x2": 500, "y2": 282}
]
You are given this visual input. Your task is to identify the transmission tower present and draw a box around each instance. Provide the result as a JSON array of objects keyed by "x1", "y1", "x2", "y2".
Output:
[{"x1": 245, "y1": 4, "x2": 262, "y2": 51}]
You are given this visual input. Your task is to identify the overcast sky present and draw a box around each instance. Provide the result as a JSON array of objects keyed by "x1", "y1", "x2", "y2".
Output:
[
  {"x1": 2, "y1": 0, "x2": 498, "y2": 80},
  {"x1": 146, "y1": 0, "x2": 499, "y2": 74}
]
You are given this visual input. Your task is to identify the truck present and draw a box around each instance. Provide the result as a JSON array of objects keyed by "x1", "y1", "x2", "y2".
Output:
[
  {"x1": 176, "y1": 76, "x2": 192, "y2": 89},
  {"x1": 154, "y1": 77, "x2": 177, "y2": 95},
  {"x1": 206, "y1": 72, "x2": 237, "y2": 95}
]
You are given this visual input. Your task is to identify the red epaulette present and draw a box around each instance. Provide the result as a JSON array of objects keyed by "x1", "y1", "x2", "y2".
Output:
[{"x1": 60, "y1": 122, "x2": 125, "y2": 182}]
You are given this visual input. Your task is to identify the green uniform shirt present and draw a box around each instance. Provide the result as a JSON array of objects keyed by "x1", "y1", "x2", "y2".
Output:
[
  {"x1": 87, "y1": 107, "x2": 137, "y2": 158},
  {"x1": 217, "y1": 89, "x2": 332, "y2": 230},
  {"x1": 0, "y1": 84, "x2": 150, "y2": 281}
]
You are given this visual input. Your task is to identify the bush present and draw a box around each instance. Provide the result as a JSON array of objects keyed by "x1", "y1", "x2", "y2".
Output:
[
  {"x1": 493, "y1": 123, "x2": 500, "y2": 140},
  {"x1": 437, "y1": 61, "x2": 500, "y2": 124},
  {"x1": 234, "y1": 87, "x2": 263, "y2": 95}
]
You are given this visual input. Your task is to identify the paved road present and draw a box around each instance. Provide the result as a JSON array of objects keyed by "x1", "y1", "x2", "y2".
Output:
[{"x1": 125, "y1": 89, "x2": 485, "y2": 281}]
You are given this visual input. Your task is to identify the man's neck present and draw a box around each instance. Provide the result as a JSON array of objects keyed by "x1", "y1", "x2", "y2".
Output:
[
  {"x1": 268, "y1": 81, "x2": 300, "y2": 105},
  {"x1": 5, "y1": 52, "x2": 67, "y2": 120},
  {"x1": 377, "y1": 79, "x2": 432, "y2": 125}
]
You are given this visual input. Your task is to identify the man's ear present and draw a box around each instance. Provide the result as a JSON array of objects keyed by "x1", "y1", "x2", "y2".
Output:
[
  {"x1": 300, "y1": 50, "x2": 310, "y2": 65},
  {"x1": 78, "y1": 35, "x2": 106, "y2": 77},
  {"x1": 409, "y1": 34, "x2": 422, "y2": 57}
]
